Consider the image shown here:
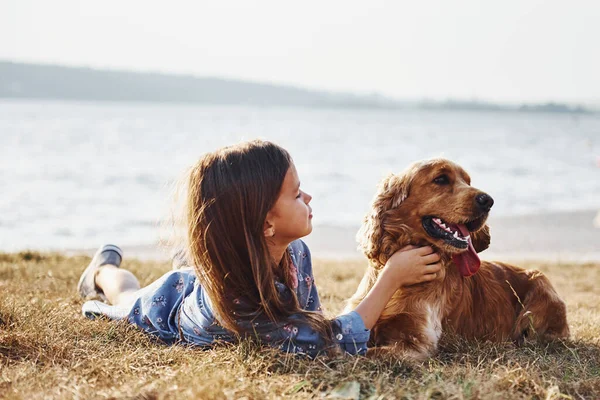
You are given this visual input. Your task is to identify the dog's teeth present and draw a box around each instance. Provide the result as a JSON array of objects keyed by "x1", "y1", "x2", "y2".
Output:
[
  {"x1": 457, "y1": 235, "x2": 469, "y2": 242},
  {"x1": 453, "y1": 231, "x2": 460, "y2": 239},
  {"x1": 433, "y1": 218, "x2": 442, "y2": 224}
]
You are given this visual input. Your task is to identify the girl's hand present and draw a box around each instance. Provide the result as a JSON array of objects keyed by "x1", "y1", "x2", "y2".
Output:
[
  {"x1": 353, "y1": 245, "x2": 441, "y2": 329},
  {"x1": 380, "y1": 245, "x2": 441, "y2": 288}
]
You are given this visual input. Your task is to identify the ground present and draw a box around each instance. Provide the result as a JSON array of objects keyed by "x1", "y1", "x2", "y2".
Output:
[{"x1": 1, "y1": 252, "x2": 599, "y2": 399}]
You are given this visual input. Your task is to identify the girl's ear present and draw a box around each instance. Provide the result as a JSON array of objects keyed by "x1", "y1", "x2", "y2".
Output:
[{"x1": 263, "y1": 216, "x2": 275, "y2": 237}]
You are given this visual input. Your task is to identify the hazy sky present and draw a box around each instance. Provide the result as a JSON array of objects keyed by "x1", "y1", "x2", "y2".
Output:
[{"x1": 2, "y1": 0, "x2": 599, "y2": 104}]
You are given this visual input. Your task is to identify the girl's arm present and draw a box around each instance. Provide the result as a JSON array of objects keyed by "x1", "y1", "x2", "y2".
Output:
[
  {"x1": 291, "y1": 241, "x2": 439, "y2": 356},
  {"x1": 353, "y1": 246, "x2": 441, "y2": 329}
]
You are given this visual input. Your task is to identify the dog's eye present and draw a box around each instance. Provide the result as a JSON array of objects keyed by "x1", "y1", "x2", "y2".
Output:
[{"x1": 433, "y1": 174, "x2": 450, "y2": 185}]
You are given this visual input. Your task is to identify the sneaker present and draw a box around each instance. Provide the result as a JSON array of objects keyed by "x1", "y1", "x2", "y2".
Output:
[{"x1": 77, "y1": 244, "x2": 123, "y2": 301}]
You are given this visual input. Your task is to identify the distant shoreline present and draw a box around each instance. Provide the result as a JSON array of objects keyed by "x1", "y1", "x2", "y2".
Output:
[
  {"x1": 1, "y1": 61, "x2": 597, "y2": 114},
  {"x1": 1, "y1": 97, "x2": 597, "y2": 116}
]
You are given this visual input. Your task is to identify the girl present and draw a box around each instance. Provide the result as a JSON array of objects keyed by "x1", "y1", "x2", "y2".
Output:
[{"x1": 78, "y1": 140, "x2": 441, "y2": 357}]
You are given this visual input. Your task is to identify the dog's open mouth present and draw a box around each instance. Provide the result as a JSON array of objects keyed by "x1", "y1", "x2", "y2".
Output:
[
  {"x1": 422, "y1": 216, "x2": 470, "y2": 249},
  {"x1": 422, "y1": 214, "x2": 488, "y2": 277}
]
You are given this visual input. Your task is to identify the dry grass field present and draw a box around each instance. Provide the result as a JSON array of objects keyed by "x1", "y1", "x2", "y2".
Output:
[{"x1": 1, "y1": 251, "x2": 599, "y2": 399}]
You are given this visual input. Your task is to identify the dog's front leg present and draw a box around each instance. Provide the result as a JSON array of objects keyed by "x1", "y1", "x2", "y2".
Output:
[{"x1": 368, "y1": 311, "x2": 441, "y2": 361}]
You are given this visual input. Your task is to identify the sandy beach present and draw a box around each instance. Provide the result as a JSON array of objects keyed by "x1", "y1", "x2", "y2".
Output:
[{"x1": 68, "y1": 209, "x2": 600, "y2": 263}]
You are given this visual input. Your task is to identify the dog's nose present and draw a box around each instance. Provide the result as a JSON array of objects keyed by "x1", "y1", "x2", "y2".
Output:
[{"x1": 475, "y1": 193, "x2": 494, "y2": 211}]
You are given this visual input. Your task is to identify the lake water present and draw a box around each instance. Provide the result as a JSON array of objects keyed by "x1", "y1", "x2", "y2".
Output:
[{"x1": 1, "y1": 99, "x2": 599, "y2": 251}]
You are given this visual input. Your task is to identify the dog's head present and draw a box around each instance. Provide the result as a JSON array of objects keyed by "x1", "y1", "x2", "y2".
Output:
[{"x1": 358, "y1": 158, "x2": 492, "y2": 277}]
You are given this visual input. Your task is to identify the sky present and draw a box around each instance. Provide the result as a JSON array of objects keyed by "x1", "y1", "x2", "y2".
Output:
[{"x1": 2, "y1": 0, "x2": 599, "y2": 104}]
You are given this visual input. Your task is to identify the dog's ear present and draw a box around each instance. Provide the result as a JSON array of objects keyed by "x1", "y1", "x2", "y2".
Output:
[
  {"x1": 357, "y1": 173, "x2": 412, "y2": 267},
  {"x1": 471, "y1": 224, "x2": 491, "y2": 253},
  {"x1": 381, "y1": 173, "x2": 410, "y2": 209}
]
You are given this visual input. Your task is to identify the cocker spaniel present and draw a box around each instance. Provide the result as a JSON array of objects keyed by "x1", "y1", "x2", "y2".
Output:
[{"x1": 346, "y1": 158, "x2": 569, "y2": 359}]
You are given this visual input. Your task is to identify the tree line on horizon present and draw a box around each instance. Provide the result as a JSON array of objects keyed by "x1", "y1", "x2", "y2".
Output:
[{"x1": 0, "y1": 61, "x2": 594, "y2": 114}]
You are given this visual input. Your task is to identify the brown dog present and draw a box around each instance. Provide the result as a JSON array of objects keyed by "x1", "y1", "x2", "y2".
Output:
[{"x1": 346, "y1": 158, "x2": 569, "y2": 360}]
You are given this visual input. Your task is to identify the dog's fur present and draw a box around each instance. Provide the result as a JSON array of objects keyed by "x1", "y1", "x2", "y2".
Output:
[{"x1": 346, "y1": 158, "x2": 569, "y2": 360}]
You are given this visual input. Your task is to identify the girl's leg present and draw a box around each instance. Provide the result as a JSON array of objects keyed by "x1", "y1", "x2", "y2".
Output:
[
  {"x1": 78, "y1": 244, "x2": 142, "y2": 306},
  {"x1": 95, "y1": 265, "x2": 141, "y2": 306}
]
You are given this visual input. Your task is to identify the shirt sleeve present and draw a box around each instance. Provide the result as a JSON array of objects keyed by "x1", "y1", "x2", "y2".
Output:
[
  {"x1": 330, "y1": 310, "x2": 371, "y2": 355},
  {"x1": 261, "y1": 308, "x2": 367, "y2": 357},
  {"x1": 301, "y1": 278, "x2": 370, "y2": 356}
]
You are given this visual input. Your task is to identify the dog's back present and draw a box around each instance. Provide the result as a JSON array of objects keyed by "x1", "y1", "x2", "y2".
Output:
[{"x1": 442, "y1": 261, "x2": 569, "y2": 343}]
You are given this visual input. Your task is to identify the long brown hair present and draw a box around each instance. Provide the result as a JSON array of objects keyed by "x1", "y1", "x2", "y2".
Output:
[{"x1": 185, "y1": 140, "x2": 332, "y2": 342}]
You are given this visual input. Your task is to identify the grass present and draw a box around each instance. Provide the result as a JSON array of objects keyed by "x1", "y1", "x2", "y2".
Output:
[{"x1": 1, "y1": 251, "x2": 599, "y2": 399}]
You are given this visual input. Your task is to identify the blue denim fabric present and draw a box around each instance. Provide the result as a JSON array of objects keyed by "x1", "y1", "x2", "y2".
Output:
[{"x1": 82, "y1": 240, "x2": 370, "y2": 356}]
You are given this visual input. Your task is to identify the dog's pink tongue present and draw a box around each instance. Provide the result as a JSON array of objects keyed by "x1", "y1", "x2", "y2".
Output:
[{"x1": 451, "y1": 224, "x2": 481, "y2": 277}]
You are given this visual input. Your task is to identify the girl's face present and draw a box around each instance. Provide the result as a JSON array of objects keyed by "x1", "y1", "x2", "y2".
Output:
[{"x1": 266, "y1": 163, "x2": 313, "y2": 244}]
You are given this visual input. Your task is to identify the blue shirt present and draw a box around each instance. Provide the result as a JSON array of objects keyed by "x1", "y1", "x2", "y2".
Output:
[{"x1": 82, "y1": 240, "x2": 370, "y2": 357}]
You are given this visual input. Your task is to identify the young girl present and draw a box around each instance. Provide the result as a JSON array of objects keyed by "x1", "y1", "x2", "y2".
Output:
[{"x1": 78, "y1": 140, "x2": 441, "y2": 357}]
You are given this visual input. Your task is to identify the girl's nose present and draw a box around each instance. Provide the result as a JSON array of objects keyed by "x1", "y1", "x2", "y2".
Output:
[{"x1": 304, "y1": 191, "x2": 312, "y2": 204}]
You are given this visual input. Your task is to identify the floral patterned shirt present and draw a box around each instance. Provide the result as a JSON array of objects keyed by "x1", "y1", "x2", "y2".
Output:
[{"x1": 82, "y1": 240, "x2": 370, "y2": 357}]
